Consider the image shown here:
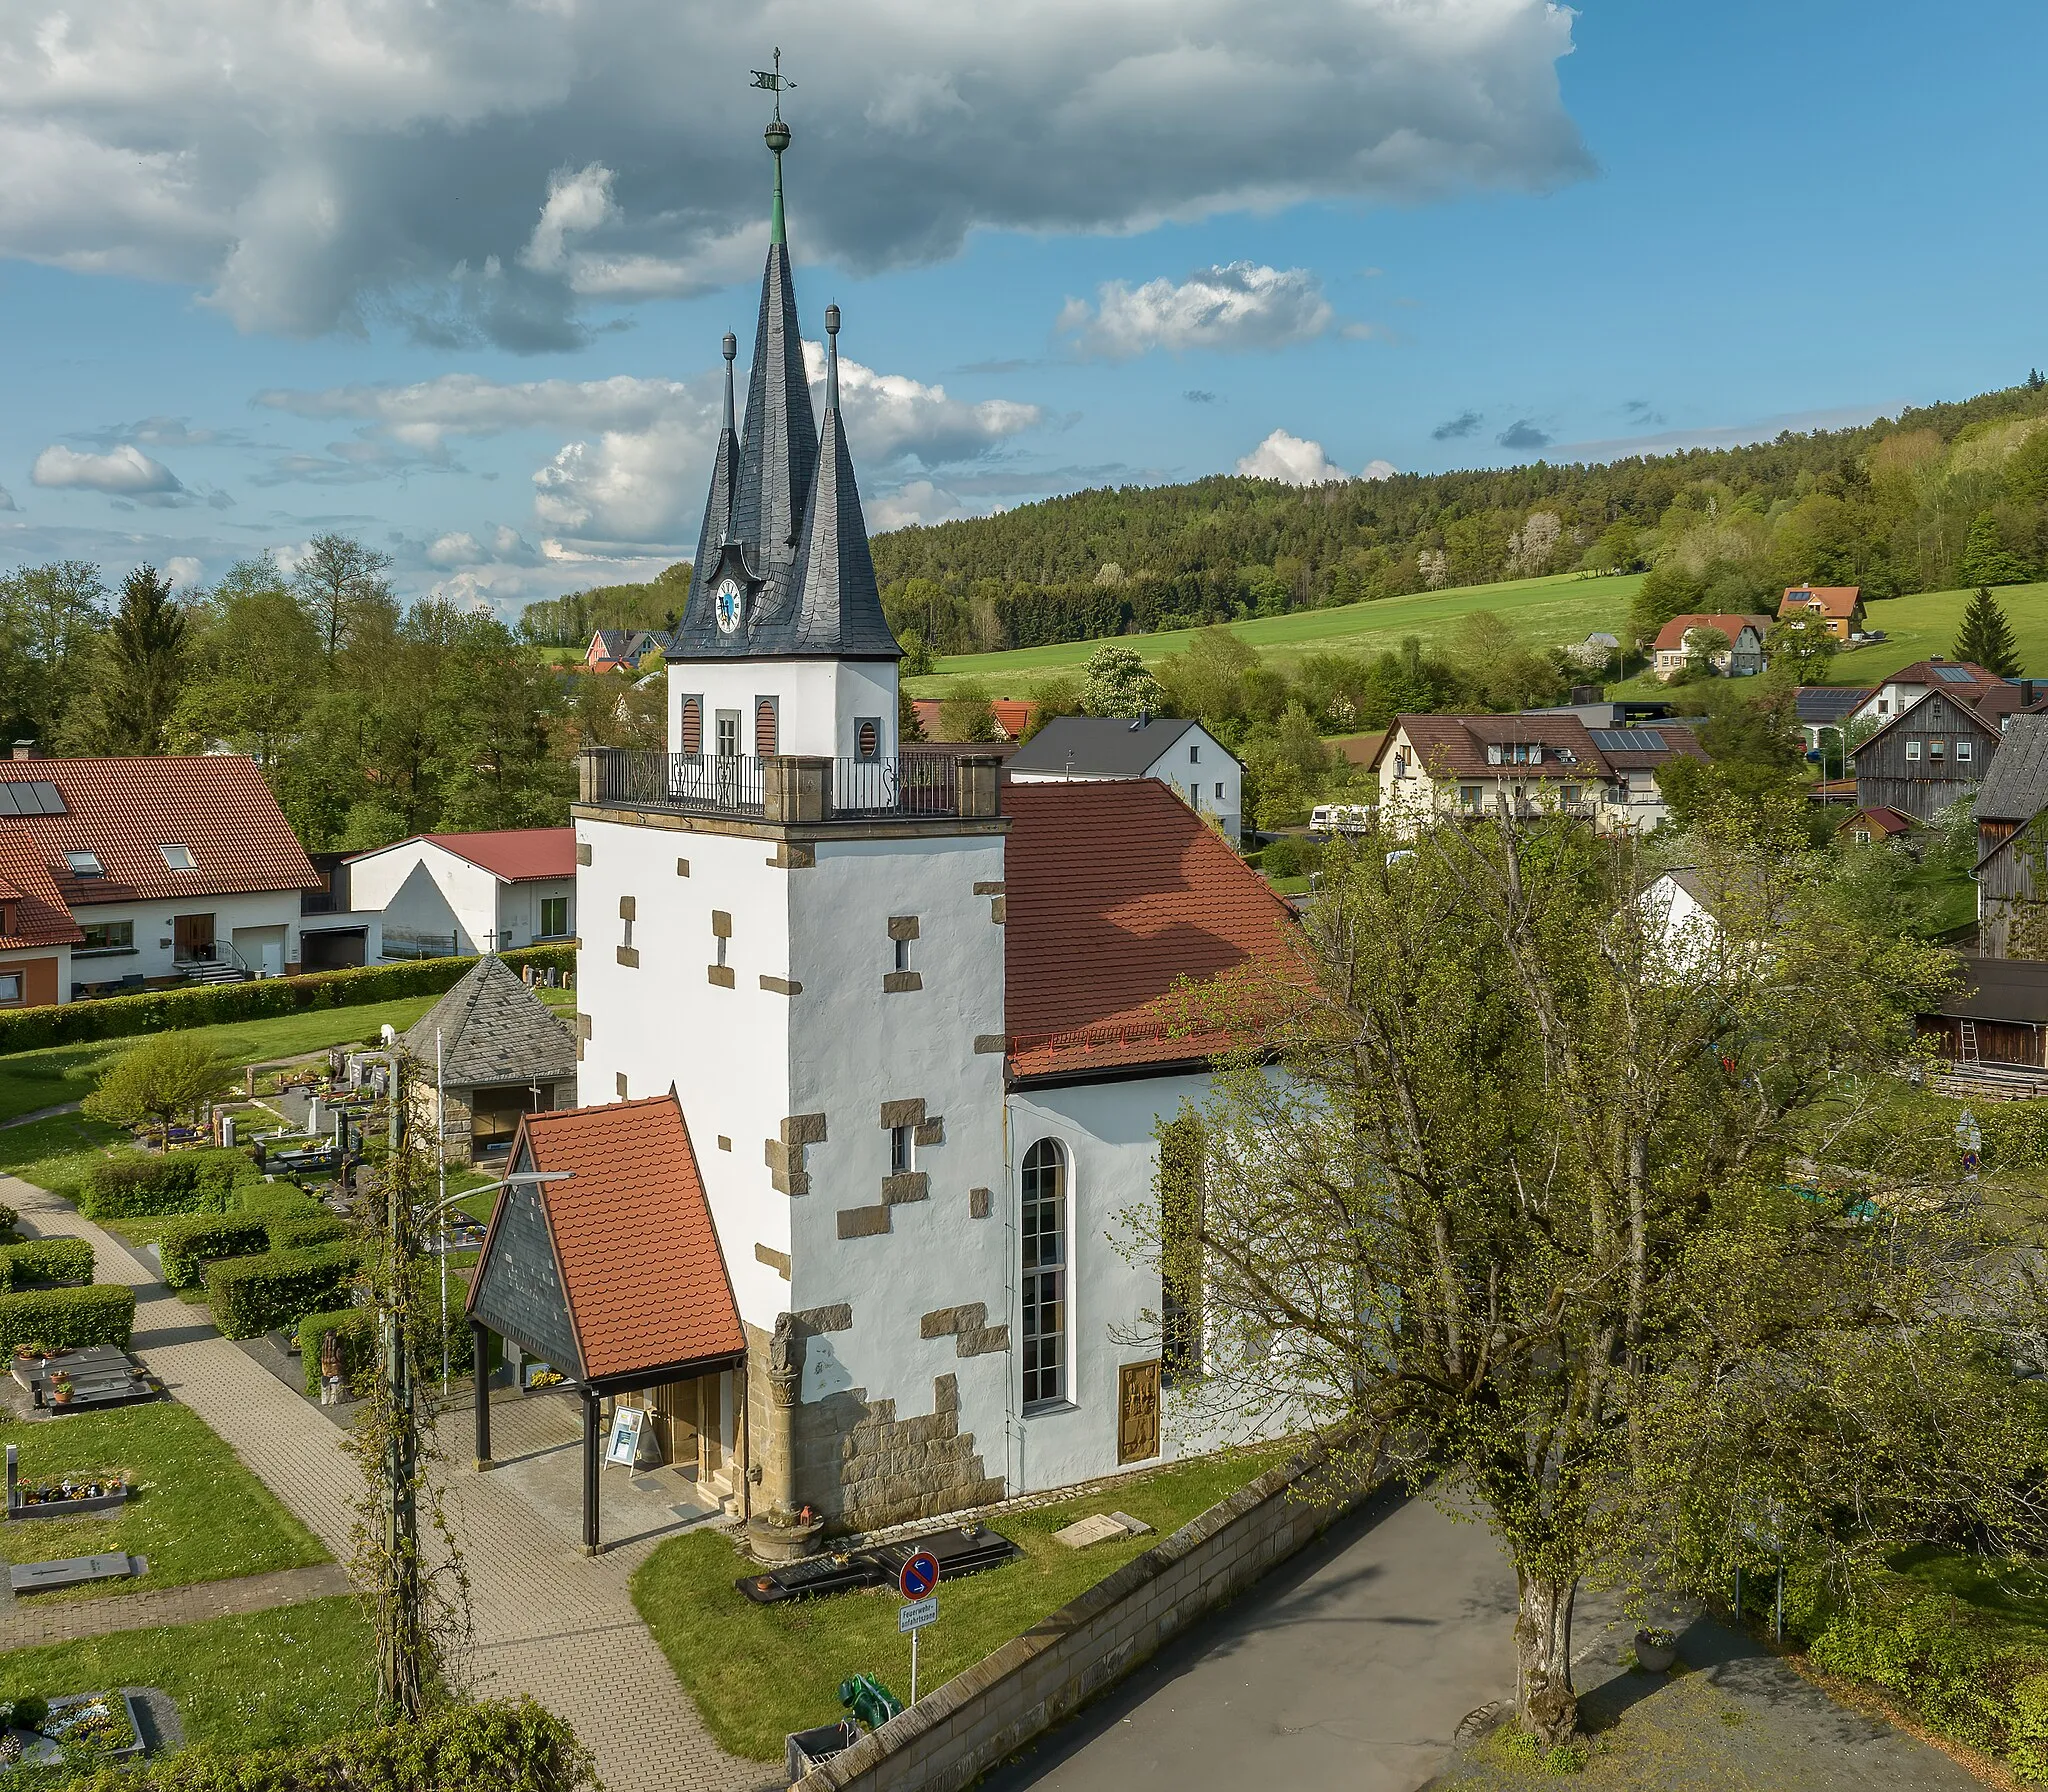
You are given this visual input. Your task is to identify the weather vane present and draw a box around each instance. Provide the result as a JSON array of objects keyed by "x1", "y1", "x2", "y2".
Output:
[{"x1": 750, "y1": 48, "x2": 794, "y2": 123}]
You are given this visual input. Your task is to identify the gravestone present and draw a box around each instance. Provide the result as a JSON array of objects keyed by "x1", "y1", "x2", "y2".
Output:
[{"x1": 10, "y1": 1553, "x2": 140, "y2": 1594}]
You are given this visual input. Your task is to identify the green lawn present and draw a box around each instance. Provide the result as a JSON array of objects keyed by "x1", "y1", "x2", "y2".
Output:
[
  {"x1": 0, "y1": 996, "x2": 447, "y2": 1125},
  {"x1": 0, "y1": 1598, "x2": 372, "y2": 1754},
  {"x1": 904, "y1": 572, "x2": 1642, "y2": 696},
  {"x1": 0, "y1": 1113, "x2": 131, "y2": 1201},
  {"x1": 631, "y1": 1445, "x2": 1286, "y2": 1760},
  {"x1": 1815, "y1": 579, "x2": 2048, "y2": 684},
  {"x1": 0, "y1": 1404, "x2": 330, "y2": 1600}
]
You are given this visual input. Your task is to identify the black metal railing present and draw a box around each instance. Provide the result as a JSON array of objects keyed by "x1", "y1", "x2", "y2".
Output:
[{"x1": 580, "y1": 749, "x2": 991, "y2": 822}]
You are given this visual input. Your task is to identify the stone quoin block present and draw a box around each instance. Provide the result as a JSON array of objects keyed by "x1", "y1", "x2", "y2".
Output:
[
  {"x1": 675, "y1": 856, "x2": 690, "y2": 876},
  {"x1": 972, "y1": 881, "x2": 1005, "y2": 896},
  {"x1": 879, "y1": 1097, "x2": 925, "y2": 1129},
  {"x1": 837, "y1": 1205, "x2": 890, "y2": 1239},
  {"x1": 706, "y1": 964, "x2": 735, "y2": 988},
  {"x1": 974, "y1": 1035, "x2": 1006, "y2": 1055},
  {"x1": 793, "y1": 1303, "x2": 852, "y2": 1334},
  {"x1": 575, "y1": 841, "x2": 591, "y2": 865},
  {"x1": 767, "y1": 841, "x2": 815, "y2": 869},
  {"x1": 882, "y1": 1172, "x2": 929, "y2": 1205},
  {"x1": 921, "y1": 1302, "x2": 987, "y2": 1340},
  {"x1": 616, "y1": 946, "x2": 639, "y2": 967},
  {"x1": 887, "y1": 915, "x2": 921, "y2": 941},
  {"x1": 759, "y1": 975, "x2": 801, "y2": 995},
  {"x1": 615, "y1": 1072, "x2": 629, "y2": 1098},
  {"x1": 969, "y1": 1187, "x2": 994, "y2": 1219},
  {"x1": 710, "y1": 909, "x2": 732, "y2": 938},
  {"x1": 754, "y1": 1242, "x2": 791, "y2": 1278},
  {"x1": 883, "y1": 970, "x2": 924, "y2": 993},
  {"x1": 914, "y1": 1115, "x2": 945, "y2": 1147}
]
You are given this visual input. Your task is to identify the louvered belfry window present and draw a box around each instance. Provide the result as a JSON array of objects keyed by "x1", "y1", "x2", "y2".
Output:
[
  {"x1": 857, "y1": 718, "x2": 880, "y2": 760},
  {"x1": 756, "y1": 699, "x2": 778, "y2": 756},
  {"x1": 680, "y1": 697, "x2": 703, "y2": 756}
]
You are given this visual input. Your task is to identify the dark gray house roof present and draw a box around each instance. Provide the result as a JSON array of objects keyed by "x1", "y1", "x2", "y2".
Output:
[
  {"x1": 1975, "y1": 715, "x2": 2048, "y2": 824},
  {"x1": 668, "y1": 128, "x2": 898, "y2": 665},
  {"x1": 1795, "y1": 686, "x2": 1873, "y2": 724},
  {"x1": 404, "y1": 955, "x2": 576, "y2": 1090},
  {"x1": 1006, "y1": 715, "x2": 1209, "y2": 778}
]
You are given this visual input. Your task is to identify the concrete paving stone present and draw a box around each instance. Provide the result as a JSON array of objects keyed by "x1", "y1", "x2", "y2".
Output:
[{"x1": 1, "y1": 1173, "x2": 773, "y2": 1792}]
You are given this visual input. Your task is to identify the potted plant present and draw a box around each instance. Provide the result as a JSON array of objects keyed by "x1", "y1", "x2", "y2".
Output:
[
  {"x1": 48, "y1": 1371, "x2": 74, "y2": 1407},
  {"x1": 1634, "y1": 1626, "x2": 1679, "y2": 1673}
]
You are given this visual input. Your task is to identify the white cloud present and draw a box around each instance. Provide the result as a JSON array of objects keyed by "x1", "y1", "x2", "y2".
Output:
[
  {"x1": 31, "y1": 442, "x2": 185, "y2": 497},
  {"x1": 0, "y1": 485, "x2": 15, "y2": 512},
  {"x1": 425, "y1": 531, "x2": 485, "y2": 569},
  {"x1": 163, "y1": 554, "x2": 203, "y2": 585},
  {"x1": 1235, "y1": 429, "x2": 1351, "y2": 485},
  {"x1": 1359, "y1": 458, "x2": 1399, "y2": 480},
  {"x1": 1059, "y1": 263, "x2": 1335, "y2": 360},
  {"x1": 866, "y1": 480, "x2": 978, "y2": 531},
  {"x1": 532, "y1": 417, "x2": 708, "y2": 546},
  {"x1": 801, "y1": 342, "x2": 1042, "y2": 467},
  {"x1": 0, "y1": 1, "x2": 1587, "y2": 349},
  {"x1": 257, "y1": 372, "x2": 699, "y2": 451}
]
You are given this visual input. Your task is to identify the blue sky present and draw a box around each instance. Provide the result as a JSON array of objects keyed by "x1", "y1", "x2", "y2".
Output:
[{"x1": 3, "y1": 0, "x2": 2043, "y2": 616}]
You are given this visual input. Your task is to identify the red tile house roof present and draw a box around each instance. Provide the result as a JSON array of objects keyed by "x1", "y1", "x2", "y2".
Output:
[
  {"x1": 468, "y1": 1094, "x2": 745, "y2": 1384},
  {"x1": 365, "y1": 828, "x2": 577, "y2": 882},
  {"x1": 0, "y1": 823, "x2": 85, "y2": 948},
  {"x1": 1651, "y1": 613, "x2": 1771, "y2": 653},
  {"x1": 1780, "y1": 585, "x2": 1862, "y2": 620},
  {"x1": 1001, "y1": 779, "x2": 1297, "y2": 1080},
  {"x1": 1370, "y1": 714, "x2": 1706, "y2": 781},
  {"x1": 0, "y1": 756, "x2": 319, "y2": 907}
]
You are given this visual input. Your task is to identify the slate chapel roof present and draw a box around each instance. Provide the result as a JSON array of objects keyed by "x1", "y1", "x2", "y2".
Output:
[
  {"x1": 669, "y1": 126, "x2": 898, "y2": 664},
  {"x1": 403, "y1": 954, "x2": 576, "y2": 1089}
]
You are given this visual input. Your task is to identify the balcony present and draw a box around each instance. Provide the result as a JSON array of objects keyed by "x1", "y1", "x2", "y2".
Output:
[{"x1": 576, "y1": 750, "x2": 1002, "y2": 824}]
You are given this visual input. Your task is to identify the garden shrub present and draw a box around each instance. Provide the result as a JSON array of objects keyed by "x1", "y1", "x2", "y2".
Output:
[
  {"x1": 0, "y1": 1283, "x2": 136, "y2": 1356},
  {"x1": 81, "y1": 1152, "x2": 238, "y2": 1220},
  {"x1": 234, "y1": 1183, "x2": 325, "y2": 1221},
  {"x1": 0, "y1": 944, "x2": 574, "y2": 1053},
  {"x1": 205, "y1": 1243, "x2": 364, "y2": 1340},
  {"x1": 266, "y1": 1214, "x2": 348, "y2": 1252},
  {"x1": 298, "y1": 1306, "x2": 376, "y2": 1397},
  {"x1": 50, "y1": 1695, "x2": 595, "y2": 1792},
  {"x1": 0, "y1": 1236, "x2": 93, "y2": 1290},
  {"x1": 153, "y1": 1215, "x2": 273, "y2": 1290},
  {"x1": 0, "y1": 1201, "x2": 17, "y2": 1233}
]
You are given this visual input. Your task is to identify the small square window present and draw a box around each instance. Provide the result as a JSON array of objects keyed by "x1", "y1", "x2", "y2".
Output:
[
  {"x1": 1190, "y1": 743, "x2": 1200, "y2": 764},
  {"x1": 0, "y1": 971, "x2": 21, "y2": 1005},
  {"x1": 1958, "y1": 739, "x2": 1974, "y2": 762},
  {"x1": 1906, "y1": 740, "x2": 1922, "y2": 761},
  {"x1": 158, "y1": 844, "x2": 194, "y2": 870},
  {"x1": 890, "y1": 1124, "x2": 914, "y2": 1176},
  {"x1": 64, "y1": 851, "x2": 103, "y2": 877},
  {"x1": 894, "y1": 936, "x2": 910, "y2": 973},
  {"x1": 1214, "y1": 781, "x2": 1224, "y2": 798}
]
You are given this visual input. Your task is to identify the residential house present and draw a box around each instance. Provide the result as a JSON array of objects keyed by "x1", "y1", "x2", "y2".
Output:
[
  {"x1": 1847, "y1": 659, "x2": 2036, "y2": 727},
  {"x1": 1651, "y1": 613, "x2": 1771, "y2": 681},
  {"x1": 404, "y1": 954, "x2": 577, "y2": 1162},
  {"x1": 1006, "y1": 715, "x2": 1243, "y2": 839},
  {"x1": 1778, "y1": 585, "x2": 1867, "y2": 640},
  {"x1": 1370, "y1": 713, "x2": 1707, "y2": 837},
  {"x1": 556, "y1": 134, "x2": 1301, "y2": 1536},
  {"x1": 1847, "y1": 682, "x2": 2048, "y2": 821},
  {"x1": 584, "y1": 629, "x2": 665, "y2": 675},
  {"x1": 0, "y1": 754, "x2": 321, "y2": 1002},
  {"x1": 1971, "y1": 715, "x2": 2048, "y2": 958},
  {"x1": 0, "y1": 823, "x2": 83, "y2": 1011},
  {"x1": 1838, "y1": 805, "x2": 1918, "y2": 847},
  {"x1": 345, "y1": 829, "x2": 577, "y2": 960},
  {"x1": 909, "y1": 697, "x2": 1039, "y2": 743}
]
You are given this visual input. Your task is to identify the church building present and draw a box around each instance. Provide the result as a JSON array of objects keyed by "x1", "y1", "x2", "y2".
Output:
[{"x1": 471, "y1": 105, "x2": 1296, "y2": 1547}]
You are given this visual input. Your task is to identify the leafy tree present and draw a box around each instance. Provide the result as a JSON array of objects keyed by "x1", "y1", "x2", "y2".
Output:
[
  {"x1": 1080, "y1": 642, "x2": 1164, "y2": 717},
  {"x1": 1762, "y1": 613, "x2": 1837, "y2": 686},
  {"x1": 1959, "y1": 512, "x2": 2030, "y2": 587},
  {"x1": 173, "y1": 557, "x2": 322, "y2": 765},
  {"x1": 0, "y1": 560, "x2": 107, "y2": 743},
  {"x1": 897, "y1": 685, "x2": 925, "y2": 743},
  {"x1": 1657, "y1": 683, "x2": 1807, "y2": 832},
  {"x1": 63, "y1": 565, "x2": 188, "y2": 754},
  {"x1": 294, "y1": 533, "x2": 395, "y2": 662},
  {"x1": 1954, "y1": 585, "x2": 2024, "y2": 675},
  {"x1": 898, "y1": 629, "x2": 936, "y2": 677},
  {"x1": 935, "y1": 682, "x2": 1001, "y2": 742},
  {"x1": 1143, "y1": 816, "x2": 2030, "y2": 1751},
  {"x1": 82, "y1": 1032, "x2": 235, "y2": 1149}
]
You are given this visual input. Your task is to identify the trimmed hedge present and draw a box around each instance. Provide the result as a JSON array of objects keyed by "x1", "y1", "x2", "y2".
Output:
[
  {"x1": 267, "y1": 1214, "x2": 349, "y2": 1252},
  {"x1": 205, "y1": 1243, "x2": 364, "y2": 1340},
  {"x1": 154, "y1": 1215, "x2": 273, "y2": 1290},
  {"x1": 0, "y1": 944, "x2": 574, "y2": 1053},
  {"x1": 51, "y1": 1695, "x2": 596, "y2": 1792},
  {"x1": 298, "y1": 1306, "x2": 377, "y2": 1398},
  {"x1": 0, "y1": 1236, "x2": 93, "y2": 1290},
  {"x1": 81, "y1": 1152, "x2": 238, "y2": 1220},
  {"x1": 0, "y1": 1283, "x2": 135, "y2": 1355}
]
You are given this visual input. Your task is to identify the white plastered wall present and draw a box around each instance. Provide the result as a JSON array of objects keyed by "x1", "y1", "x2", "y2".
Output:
[
  {"x1": 784, "y1": 832, "x2": 1009, "y2": 1445},
  {"x1": 668, "y1": 659, "x2": 899, "y2": 762},
  {"x1": 347, "y1": 843, "x2": 501, "y2": 955},
  {"x1": 573, "y1": 816, "x2": 797, "y2": 1334},
  {"x1": 1144, "y1": 726, "x2": 1242, "y2": 839},
  {"x1": 68, "y1": 888, "x2": 307, "y2": 985}
]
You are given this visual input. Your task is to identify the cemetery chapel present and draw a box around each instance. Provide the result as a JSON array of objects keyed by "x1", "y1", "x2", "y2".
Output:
[{"x1": 470, "y1": 97, "x2": 1295, "y2": 1545}]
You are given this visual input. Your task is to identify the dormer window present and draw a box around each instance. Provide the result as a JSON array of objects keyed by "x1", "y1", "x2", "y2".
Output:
[
  {"x1": 64, "y1": 851, "x2": 103, "y2": 878},
  {"x1": 159, "y1": 844, "x2": 194, "y2": 870}
]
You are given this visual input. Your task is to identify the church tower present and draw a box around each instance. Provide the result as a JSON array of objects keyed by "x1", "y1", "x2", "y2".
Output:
[{"x1": 571, "y1": 94, "x2": 1014, "y2": 1543}]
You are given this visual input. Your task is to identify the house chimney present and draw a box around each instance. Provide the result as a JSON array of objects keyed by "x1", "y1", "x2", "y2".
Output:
[
  {"x1": 2025, "y1": 680, "x2": 2038, "y2": 707},
  {"x1": 8, "y1": 741, "x2": 34, "y2": 760}
]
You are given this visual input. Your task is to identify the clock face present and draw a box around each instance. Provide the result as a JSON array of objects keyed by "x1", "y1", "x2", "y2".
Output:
[{"x1": 715, "y1": 577, "x2": 745, "y2": 634}]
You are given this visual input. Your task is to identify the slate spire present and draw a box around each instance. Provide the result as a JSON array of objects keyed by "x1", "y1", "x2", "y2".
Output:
[
  {"x1": 688, "y1": 331, "x2": 740, "y2": 607},
  {"x1": 787, "y1": 303, "x2": 898, "y2": 658}
]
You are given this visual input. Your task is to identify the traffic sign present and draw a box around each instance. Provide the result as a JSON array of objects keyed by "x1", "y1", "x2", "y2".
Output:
[
  {"x1": 899, "y1": 1551, "x2": 940, "y2": 1599},
  {"x1": 898, "y1": 1595, "x2": 938, "y2": 1632}
]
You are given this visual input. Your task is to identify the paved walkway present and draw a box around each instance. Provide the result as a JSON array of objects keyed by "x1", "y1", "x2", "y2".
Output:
[
  {"x1": 3, "y1": 1172, "x2": 772, "y2": 1792},
  {"x1": 6, "y1": 1564, "x2": 353, "y2": 1648},
  {"x1": 0, "y1": 1101, "x2": 82, "y2": 1131}
]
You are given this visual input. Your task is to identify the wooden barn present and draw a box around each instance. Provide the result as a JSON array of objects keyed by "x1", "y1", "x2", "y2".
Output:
[{"x1": 1850, "y1": 687, "x2": 2004, "y2": 820}]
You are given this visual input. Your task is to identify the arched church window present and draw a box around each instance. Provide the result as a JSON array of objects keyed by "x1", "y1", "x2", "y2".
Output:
[
  {"x1": 680, "y1": 697, "x2": 703, "y2": 757},
  {"x1": 1022, "y1": 1139, "x2": 1069, "y2": 1408}
]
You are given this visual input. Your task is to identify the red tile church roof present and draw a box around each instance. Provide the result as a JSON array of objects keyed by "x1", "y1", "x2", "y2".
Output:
[
  {"x1": 473, "y1": 1094, "x2": 745, "y2": 1383},
  {"x1": 1001, "y1": 779, "x2": 1296, "y2": 1080}
]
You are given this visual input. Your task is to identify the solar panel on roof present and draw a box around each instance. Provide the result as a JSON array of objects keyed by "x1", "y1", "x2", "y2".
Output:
[
  {"x1": 1589, "y1": 729, "x2": 1667, "y2": 752},
  {"x1": 1935, "y1": 667, "x2": 1976, "y2": 683},
  {"x1": 0, "y1": 780, "x2": 64, "y2": 816}
]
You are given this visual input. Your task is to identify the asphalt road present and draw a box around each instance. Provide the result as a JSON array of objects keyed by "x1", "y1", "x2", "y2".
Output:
[{"x1": 981, "y1": 1487, "x2": 1521, "y2": 1792}]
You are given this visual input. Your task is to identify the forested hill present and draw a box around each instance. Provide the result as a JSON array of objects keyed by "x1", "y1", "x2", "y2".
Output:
[{"x1": 869, "y1": 377, "x2": 2048, "y2": 658}]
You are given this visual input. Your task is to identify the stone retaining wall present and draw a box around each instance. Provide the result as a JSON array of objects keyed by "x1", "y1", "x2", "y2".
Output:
[{"x1": 794, "y1": 1437, "x2": 1376, "y2": 1792}]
